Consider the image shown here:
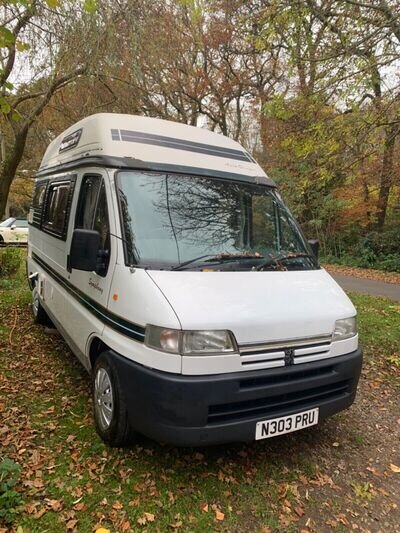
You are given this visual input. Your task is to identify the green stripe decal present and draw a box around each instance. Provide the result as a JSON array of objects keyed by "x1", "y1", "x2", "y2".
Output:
[{"x1": 32, "y1": 253, "x2": 145, "y2": 342}]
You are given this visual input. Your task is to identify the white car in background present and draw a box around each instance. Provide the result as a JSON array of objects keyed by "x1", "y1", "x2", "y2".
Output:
[{"x1": 0, "y1": 217, "x2": 29, "y2": 245}]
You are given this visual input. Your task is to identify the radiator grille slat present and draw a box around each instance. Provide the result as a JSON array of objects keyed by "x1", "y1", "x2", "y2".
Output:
[
  {"x1": 241, "y1": 351, "x2": 284, "y2": 363},
  {"x1": 239, "y1": 335, "x2": 333, "y2": 370}
]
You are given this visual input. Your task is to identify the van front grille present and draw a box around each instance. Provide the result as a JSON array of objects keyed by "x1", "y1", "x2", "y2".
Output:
[
  {"x1": 207, "y1": 379, "x2": 350, "y2": 424},
  {"x1": 239, "y1": 335, "x2": 332, "y2": 371},
  {"x1": 239, "y1": 365, "x2": 335, "y2": 391}
]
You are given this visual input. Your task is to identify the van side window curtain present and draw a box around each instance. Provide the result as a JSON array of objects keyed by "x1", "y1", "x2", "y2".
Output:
[{"x1": 42, "y1": 179, "x2": 75, "y2": 239}]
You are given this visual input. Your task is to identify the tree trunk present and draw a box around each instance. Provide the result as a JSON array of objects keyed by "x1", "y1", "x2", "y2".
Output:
[
  {"x1": 376, "y1": 123, "x2": 398, "y2": 231},
  {"x1": 0, "y1": 128, "x2": 29, "y2": 221}
]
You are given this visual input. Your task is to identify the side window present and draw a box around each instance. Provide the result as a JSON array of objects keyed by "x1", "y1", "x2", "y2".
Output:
[
  {"x1": 43, "y1": 180, "x2": 74, "y2": 238},
  {"x1": 32, "y1": 182, "x2": 47, "y2": 208},
  {"x1": 252, "y1": 194, "x2": 277, "y2": 251},
  {"x1": 75, "y1": 175, "x2": 101, "y2": 229},
  {"x1": 29, "y1": 180, "x2": 48, "y2": 228},
  {"x1": 75, "y1": 176, "x2": 110, "y2": 276},
  {"x1": 94, "y1": 181, "x2": 110, "y2": 254},
  {"x1": 14, "y1": 220, "x2": 28, "y2": 228}
]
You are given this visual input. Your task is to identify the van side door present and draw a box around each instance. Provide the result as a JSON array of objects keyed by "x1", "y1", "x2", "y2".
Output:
[{"x1": 64, "y1": 172, "x2": 116, "y2": 360}]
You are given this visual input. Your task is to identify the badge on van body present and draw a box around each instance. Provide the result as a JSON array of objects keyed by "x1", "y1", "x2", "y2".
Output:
[{"x1": 284, "y1": 348, "x2": 295, "y2": 366}]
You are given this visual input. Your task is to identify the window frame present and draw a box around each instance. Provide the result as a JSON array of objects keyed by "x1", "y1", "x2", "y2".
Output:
[
  {"x1": 74, "y1": 173, "x2": 111, "y2": 277},
  {"x1": 41, "y1": 175, "x2": 76, "y2": 240},
  {"x1": 29, "y1": 179, "x2": 49, "y2": 229},
  {"x1": 74, "y1": 174, "x2": 102, "y2": 231},
  {"x1": 114, "y1": 169, "x2": 315, "y2": 270}
]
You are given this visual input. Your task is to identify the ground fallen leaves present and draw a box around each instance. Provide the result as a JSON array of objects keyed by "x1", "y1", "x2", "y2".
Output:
[
  {"x1": 1, "y1": 290, "x2": 400, "y2": 532},
  {"x1": 324, "y1": 264, "x2": 400, "y2": 284}
]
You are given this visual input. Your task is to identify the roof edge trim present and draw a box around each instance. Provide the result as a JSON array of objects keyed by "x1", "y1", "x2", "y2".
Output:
[{"x1": 36, "y1": 155, "x2": 276, "y2": 187}]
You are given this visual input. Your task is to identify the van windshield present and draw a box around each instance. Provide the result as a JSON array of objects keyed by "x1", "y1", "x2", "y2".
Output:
[{"x1": 116, "y1": 171, "x2": 318, "y2": 271}]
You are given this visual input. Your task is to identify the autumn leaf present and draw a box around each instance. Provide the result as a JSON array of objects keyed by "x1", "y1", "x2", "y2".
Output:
[
  {"x1": 112, "y1": 500, "x2": 123, "y2": 510},
  {"x1": 215, "y1": 509, "x2": 225, "y2": 521},
  {"x1": 46, "y1": 498, "x2": 63, "y2": 512},
  {"x1": 389, "y1": 464, "x2": 400, "y2": 473},
  {"x1": 65, "y1": 519, "x2": 78, "y2": 530},
  {"x1": 25, "y1": 502, "x2": 38, "y2": 514},
  {"x1": 73, "y1": 502, "x2": 85, "y2": 512},
  {"x1": 33, "y1": 508, "x2": 46, "y2": 519}
]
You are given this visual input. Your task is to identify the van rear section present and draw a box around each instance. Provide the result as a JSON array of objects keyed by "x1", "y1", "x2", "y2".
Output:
[{"x1": 27, "y1": 113, "x2": 362, "y2": 447}]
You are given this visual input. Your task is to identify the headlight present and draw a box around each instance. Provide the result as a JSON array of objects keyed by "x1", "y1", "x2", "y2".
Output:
[
  {"x1": 333, "y1": 317, "x2": 357, "y2": 341},
  {"x1": 182, "y1": 330, "x2": 235, "y2": 354},
  {"x1": 145, "y1": 325, "x2": 236, "y2": 355},
  {"x1": 145, "y1": 325, "x2": 180, "y2": 353}
]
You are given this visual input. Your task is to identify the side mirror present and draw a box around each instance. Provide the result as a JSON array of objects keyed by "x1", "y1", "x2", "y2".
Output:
[
  {"x1": 10, "y1": 224, "x2": 16, "y2": 230},
  {"x1": 308, "y1": 239, "x2": 319, "y2": 259},
  {"x1": 69, "y1": 229, "x2": 100, "y2": 271}
]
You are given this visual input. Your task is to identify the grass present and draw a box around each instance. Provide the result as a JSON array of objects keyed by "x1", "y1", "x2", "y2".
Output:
[
  {"x1": 0, "y1": 251, "x2": 399, "y2": 532},
  {"x1": 351, "y1": 293, "x2": 400, "y2": 369}
]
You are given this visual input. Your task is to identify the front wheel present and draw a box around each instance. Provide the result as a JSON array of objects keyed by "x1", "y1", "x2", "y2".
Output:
[{"x1": 92, "y1": 351, "x2": 137, "y2": 447}]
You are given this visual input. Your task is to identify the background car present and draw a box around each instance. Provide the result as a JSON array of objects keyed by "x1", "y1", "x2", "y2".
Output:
[{"x1": 0, "y1": 217, "x2": 29, "y2": 245}]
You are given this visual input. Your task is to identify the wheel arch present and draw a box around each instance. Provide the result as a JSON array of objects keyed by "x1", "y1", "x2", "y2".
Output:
[{"x1": 88, "y1": 335, "x2": 111, "y2": 370}]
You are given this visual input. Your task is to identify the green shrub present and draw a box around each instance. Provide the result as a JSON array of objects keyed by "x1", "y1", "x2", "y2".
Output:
[
  {"x1": 374, "y1": 254, "x2": 400, "y2": 272},
  {"x1": 0, "y1": 458, "x2": 24, "y2": 525},
  {"x1": 321, "y1": 253, "x2": 400, "y2": 272},
  {"x1": 321, "y1": 228, "x2": 400, "y2": 273},
  {"x1": 0, "y1": 248, "x2": 23, "y2": 278}
]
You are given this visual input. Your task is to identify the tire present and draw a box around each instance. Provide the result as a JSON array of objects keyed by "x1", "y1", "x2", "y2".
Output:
[
  {"x1": 92, "y1": 351, "x2": 136, "y2": 447},
  {"x1": 32, "y1": 287, "x2": 53, "y2": 326}
]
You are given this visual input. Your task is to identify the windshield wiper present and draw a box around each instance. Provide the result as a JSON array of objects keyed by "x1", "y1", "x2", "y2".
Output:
[
  {"x1": 255, "y1": 252, "x2": 316, "y2": 271},
  {"x1": 172, "y1": 252, "x2": 264, "y2": 271}
]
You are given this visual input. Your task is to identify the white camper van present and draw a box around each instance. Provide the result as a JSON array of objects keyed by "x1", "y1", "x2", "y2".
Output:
[{"x1": 27, "y1": 113, "x2": 362, "y2": 447}]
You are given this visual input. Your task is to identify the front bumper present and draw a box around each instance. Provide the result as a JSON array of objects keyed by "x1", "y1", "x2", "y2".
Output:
[{"x1": 113, "y1": 348, "x2": 363, "y2": 446}]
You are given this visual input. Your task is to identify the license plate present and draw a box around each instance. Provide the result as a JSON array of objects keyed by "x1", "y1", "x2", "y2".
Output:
[{"x1": 255, "y1": 408, "x2": 319, "y2": 440}]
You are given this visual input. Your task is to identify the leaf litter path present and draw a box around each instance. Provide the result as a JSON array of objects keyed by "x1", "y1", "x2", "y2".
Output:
[
  {"x1": 330, "y1": 273, "x2": 400, "y2": 302},
  {"x1": 0, "y1": 300, "x2": 399, "y2": 532},
  {"x1": 324, "y1": 264, "x2": 400, "y2": 286}
]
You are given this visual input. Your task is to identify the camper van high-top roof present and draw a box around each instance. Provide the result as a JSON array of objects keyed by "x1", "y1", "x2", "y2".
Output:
[{"x1": 38, "y1": 113, "x2": 275, "y2": 187}]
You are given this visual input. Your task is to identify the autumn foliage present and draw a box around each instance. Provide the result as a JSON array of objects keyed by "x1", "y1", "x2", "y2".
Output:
[{"x1": 1, "y1": 0, "x2": 399, "y2": 268}]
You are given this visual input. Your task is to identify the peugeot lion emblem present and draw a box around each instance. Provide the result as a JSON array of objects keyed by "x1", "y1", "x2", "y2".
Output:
[{"x1": 284, "y1": 348, "x2": 295, "y2": 366}]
